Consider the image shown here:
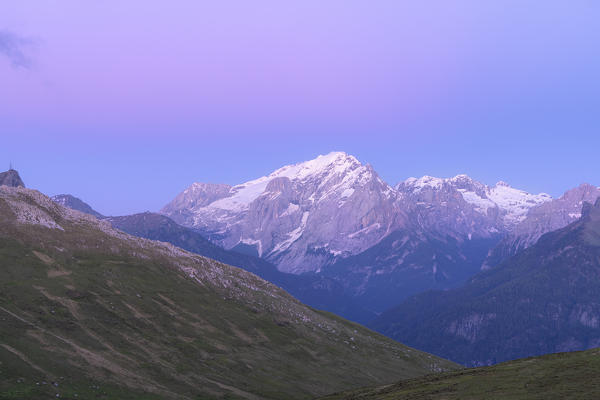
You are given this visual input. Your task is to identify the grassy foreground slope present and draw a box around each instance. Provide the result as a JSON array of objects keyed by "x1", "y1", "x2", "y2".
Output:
[
  {"x1": 320, "y1": 347, "x2": 600, "y2": 400},
  {"x1": 0, "y1": 187, "x2": 457, "y2": 400}
]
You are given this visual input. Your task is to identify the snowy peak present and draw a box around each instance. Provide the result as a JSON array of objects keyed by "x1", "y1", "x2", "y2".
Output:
[
  {"x1": 401, "y1": 176, "x2": 445, "y2": 191},
  {"x1": 487, "y1": 184, "x2": 552, "y2": 227},
  {"x1": 270, "y1": 151, "x2": 361, "y2": 182},
  {"x1": 200, "y1": 152, "x2": 384, "y2": 213},
  {"x1": 168, "y1": 152, "x2": 382, "y2": 217},
  {"x1": 161, "y1": 152, "x2": 399, "y2": 273},
  {"x1": 397, "y1": 174, "x2": 552, "y2": 230},
  {"x1": 449, "y1": 174, "x2": 477, "y2": 185},
  {"x1": 400, "y1": 174, "x2": 484, "y2": 194}
]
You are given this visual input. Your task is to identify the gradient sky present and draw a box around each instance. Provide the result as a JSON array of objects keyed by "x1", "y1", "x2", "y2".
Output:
[{"x1": 1, "y1": 1, "x2": 599, "y2": 215}]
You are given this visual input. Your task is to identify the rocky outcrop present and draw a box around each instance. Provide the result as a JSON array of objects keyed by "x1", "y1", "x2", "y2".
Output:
[
  {"x1": 160, "y1": 182, "x2": 232, "y2": 226},
  {"x1": 0, "y1": 169, "x2": 25, "y2": 188}
]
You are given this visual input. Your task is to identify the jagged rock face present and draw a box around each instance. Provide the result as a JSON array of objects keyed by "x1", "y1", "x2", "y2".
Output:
[
  {"x1": 483, "y1": 183, "x2": 600, "y2": 268},
  {"x1": 161, "y1": 182, "x2": 232, "y2": 226},
  {"x1": 51, "y1": 194, "x2": 104, "y2": 218},
  {"x1": 300, "y1": 174, "x2": 547, "y2": 310},
  {"x1": 397, "y1": 175, "x2": 499, "y2": 239},
  {"x1": 396, "y1": 175, "x2": 551, "y2": 238},
  {"x1": 162, "y1": 152, "x2": 404, "y2": 273},
  {"x1": 0, "y1": 169, "x2": 25, "y2": 188},
  {"x1": 162, "y1": 154, "x2": 552, "y2": 274}
]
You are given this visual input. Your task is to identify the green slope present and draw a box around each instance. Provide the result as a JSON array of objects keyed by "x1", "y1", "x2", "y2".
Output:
[
  {"x1": 320, "y1": 347, "x2": 600, "y2": 400},
  {"x1": 0, "y1": 187, "x2": 458, "y2": 400}
]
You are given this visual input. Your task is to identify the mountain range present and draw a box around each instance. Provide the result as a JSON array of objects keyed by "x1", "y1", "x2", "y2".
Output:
[
  {"x1": 160, "y1": 152, "x2": 599, "y2": 320},
  {"x1": 161, "y1": 152, "x2": 556, "y2": 275},
  {"x1": 11, "y1": 149, "x2": 599, "y2": 367},
  {"x1": 26, "y1": 152, "x2": 598, "y2": 326}
]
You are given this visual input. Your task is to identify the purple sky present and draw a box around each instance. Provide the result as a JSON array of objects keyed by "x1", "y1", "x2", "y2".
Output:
[{"x1": 1, "y1": 1, "x2": 600, "y2": 215}]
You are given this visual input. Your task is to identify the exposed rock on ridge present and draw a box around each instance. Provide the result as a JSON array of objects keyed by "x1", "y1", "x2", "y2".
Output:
[
  {"x1": 0, "y1": 168, "x2": 25, "y2": 188},
  {"x1": 397, "y1": 174, "x2": 551, "y2": 236}
]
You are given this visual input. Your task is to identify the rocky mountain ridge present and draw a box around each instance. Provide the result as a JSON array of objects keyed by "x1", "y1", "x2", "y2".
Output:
[
  {"x1": 162, "y1": 152, "x2": 552, "y2": 275},
  {"x1": 397, "y1": 174, "x2": 551, "y2": 235},
  {"x1": 44, "y1": 157, "x2": 599, "y2": 325}
]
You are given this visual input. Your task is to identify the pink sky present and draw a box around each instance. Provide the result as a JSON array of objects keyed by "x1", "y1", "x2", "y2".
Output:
[{"x1": 1, "y1": 1, "x2": 599, "y2": 215}]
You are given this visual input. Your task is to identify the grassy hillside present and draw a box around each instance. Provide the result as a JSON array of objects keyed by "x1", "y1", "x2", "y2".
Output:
[
  {"x1": 0, "y1": 187, "x2": 458, "y2": 399},
  {"x1": 106, "y1": 212, "x2": 377, "y2": 323},
  {"x1": 320, "y1": 347, "x2": 600, "y2": 400}
]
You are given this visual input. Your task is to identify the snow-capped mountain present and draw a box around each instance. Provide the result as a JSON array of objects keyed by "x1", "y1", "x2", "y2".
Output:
[
  {"x1": 397, "y1": 174, "x2": 552, "y2": 236},
  {"x1": 162, "y1": 152, "x2": 554, "y2": 281},
  {"x1": 483, "y1": 183, "x2": 600, "y2": 268},
  {"x1": 162, "y1": 152, "x2": 404, "y2": 273}
]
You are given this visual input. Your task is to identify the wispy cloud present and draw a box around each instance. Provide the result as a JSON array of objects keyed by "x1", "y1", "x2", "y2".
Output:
[{"x1": 0, "y1": 30, "x2": 35, "y2": 69}]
